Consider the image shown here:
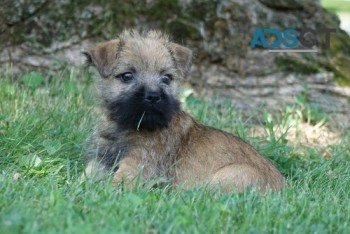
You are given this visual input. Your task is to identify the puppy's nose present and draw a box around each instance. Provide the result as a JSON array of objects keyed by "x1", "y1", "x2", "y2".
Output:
[{"x1": 145, "y1": 91, "x2": 161, "y2": 103}]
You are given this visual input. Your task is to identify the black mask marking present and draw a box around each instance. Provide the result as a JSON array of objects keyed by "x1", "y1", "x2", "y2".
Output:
[{"x1": 105, "y1": 86, "x2": 180, "y2": 131}]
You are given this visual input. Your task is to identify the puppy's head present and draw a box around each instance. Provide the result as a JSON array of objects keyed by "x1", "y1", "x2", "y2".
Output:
[{"x1": 84, "y1": 30, "x2": 192, "y2": 131}]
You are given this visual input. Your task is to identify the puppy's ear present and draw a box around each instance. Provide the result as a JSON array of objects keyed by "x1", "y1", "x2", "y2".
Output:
[
  {"x1": 170, "y1": 43, "x2": 192, "y2": 78},
  {"x1": 83, "y1": 39, "x2": 121, "y2": 78}
]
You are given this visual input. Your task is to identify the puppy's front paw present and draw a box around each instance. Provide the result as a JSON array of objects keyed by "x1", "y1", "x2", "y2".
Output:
[{"x1": 111, "y1": 158, "x2": 143, "y2": 188}]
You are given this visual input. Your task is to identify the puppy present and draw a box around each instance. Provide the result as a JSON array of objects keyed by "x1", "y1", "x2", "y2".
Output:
[{"x1": 82, "y1": 29, "x2": 285, "y2": 193}]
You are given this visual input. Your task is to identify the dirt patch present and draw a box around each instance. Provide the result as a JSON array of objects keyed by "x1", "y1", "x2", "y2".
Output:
[{"x1": 251, "y1": 122, "x2": 342, "y2": 158}]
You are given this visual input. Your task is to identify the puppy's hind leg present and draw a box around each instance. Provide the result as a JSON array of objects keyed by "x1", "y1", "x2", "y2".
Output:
[{"x1": 208, "y1": 164, "x2": 269, "y2": 194}]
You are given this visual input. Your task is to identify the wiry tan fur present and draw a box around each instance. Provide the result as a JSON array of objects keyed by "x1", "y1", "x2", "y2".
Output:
[{"x1": 82, "y1": 29, "x2": 285, "y2": 193}]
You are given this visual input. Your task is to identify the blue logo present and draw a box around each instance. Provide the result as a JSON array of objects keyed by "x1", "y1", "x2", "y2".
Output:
[{"x1": 250, "y1": 28, "x2": 336, "y2": 52}]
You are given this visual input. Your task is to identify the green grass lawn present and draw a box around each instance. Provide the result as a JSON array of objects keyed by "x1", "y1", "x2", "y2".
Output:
[
  {"x1": 322, "y1": 0, "x2": 350, "y2": 11},
  {"x1": 1, "y1": 70, "x2": 350, "y2": 233}
]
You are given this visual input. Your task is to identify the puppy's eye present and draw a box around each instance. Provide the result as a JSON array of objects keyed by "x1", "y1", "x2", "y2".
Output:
[
  {"x1": 116, "y1": 72, "x2": 134, "y2": 83},
  {"x1": 161, "y1": 74, "x2": 173, "y2": 85}
]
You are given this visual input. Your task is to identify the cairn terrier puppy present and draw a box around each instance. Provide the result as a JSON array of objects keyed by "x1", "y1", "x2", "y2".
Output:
[{"x1": 82, "y1": 30, "x2": 285, "y2": 193}]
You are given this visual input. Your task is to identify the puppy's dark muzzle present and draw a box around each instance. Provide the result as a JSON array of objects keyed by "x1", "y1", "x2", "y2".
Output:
[{"x1": 145, "y1": 91, "x2": 161, "y2": 104}]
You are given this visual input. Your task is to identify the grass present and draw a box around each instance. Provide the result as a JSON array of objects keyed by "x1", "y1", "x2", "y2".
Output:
[
  {"x1": 1, "y1": 69, "x2": 350, "y2": 233},
  {"x1": 322, "y1": 0, "x2": 350, "y2": 12}
]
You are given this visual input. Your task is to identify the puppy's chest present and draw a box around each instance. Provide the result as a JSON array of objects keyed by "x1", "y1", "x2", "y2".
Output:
[
  {"x1": 136, "y1": 136, "x2": 178, "y2": 177},
  {"x1": 98, "y1": 129, "x2": 180, "y2": 178}
]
